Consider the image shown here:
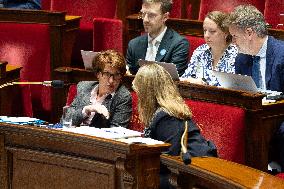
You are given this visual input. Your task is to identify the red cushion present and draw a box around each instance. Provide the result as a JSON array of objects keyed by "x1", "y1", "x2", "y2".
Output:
[
  {"x1": 264, "y1": 0, "x2": 283, "y2": 28},
  {"x1": 129, "y1": 92, "x2": 145, "y2": 132},
  {"x1": 93, "y1": 18, "x2": 123, "y2": 53},
  {"x1": 185, "y1": 35, "x2": 205, "y2": 60},
  {"x1": 0, "y1": 23, "x2": 51, "y2": 119},
  {"x1": 170, "y1": 0, "x2": 182, "y2": 18},
  {"x1": 66, "y1": 84, "x2": 77, "y2": 106},
  {"x1": 185, "y1": 99, "x2": 246, "y2": 163},
  {"x1": 276, "y1": 173, "x2": 284, "y2": 179},
  {"x1": 41, "y1": 0, "x2": 51, "y2": 10},
  {"x1": 198, "y1": 0, "x2": 265, "y2": 20}
]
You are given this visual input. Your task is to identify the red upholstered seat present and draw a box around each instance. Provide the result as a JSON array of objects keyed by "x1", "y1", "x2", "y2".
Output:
[
  {"x1": 185, "y1": 99, "x2": 245, "y2": 163},
  {"x1": 264, "y1": 0, "x2": 284, "y2": 28},
  {"x1": 66, "y1": 84, "x2": 77, "y2": 106},
  {"x1": 184, "y1": 35, "x2": 205, "y2": 60},
  {"x1": 276, "y1": 173, "x2": 284, "y2": 179},
  {"x1": 48, "y1": 0, "x2": 120, "y2": 66},
  {"x1": 171, "y1": 0, "x2": 182, "y2": 18},
  {"x1": 198, "y1": 0, "x2": 265, "y2": 20},
  {"x1": 0, "y1": 23, "x2": 51, "y2": 118},
  {"x1": 129, "y1": 92, "x2": 145, "y2": 132},
  {"x1": 93, "y1": 18, "x2": 123, "y2": 53}
]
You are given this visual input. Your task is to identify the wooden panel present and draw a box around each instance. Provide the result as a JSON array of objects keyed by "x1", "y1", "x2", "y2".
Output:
[
  {"x1": 11, "y1": 148, "x2": 115, "y2": 189},
  {"x1": 0, "y1": 123, "x2": 169, "y2": 189}
]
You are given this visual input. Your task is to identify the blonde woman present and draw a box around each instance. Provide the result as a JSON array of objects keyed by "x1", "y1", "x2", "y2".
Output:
[{"x1": 132, "y1": 63, "x2": 217, "y2": 189}]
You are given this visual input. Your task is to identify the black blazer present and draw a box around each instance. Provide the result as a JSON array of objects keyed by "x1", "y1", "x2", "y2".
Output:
[
  {"x1": 145, "y1": 109, "x2": 217, "y2": 157},
  {"x1": 126, "y1": 28, "x2": 189, "y2": 76}
]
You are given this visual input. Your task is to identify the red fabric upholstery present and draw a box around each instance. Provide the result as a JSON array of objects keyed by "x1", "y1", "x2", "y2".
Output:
[
  {"x1": 41, "y1": 0, "x2": 51, "y2": 10},
  {"x1": 264, "y1": 0, "x2": 283, "y2": 28},
  {"x1": 276, "y1": 173, "x2": 284, "y2": 179},
  {"x1": 198, "y1": 0, "x2": 265, "y2": 20},
  {"x1": 129, "y1": 92, "x2": 145, "y2": 132},
  {"x1": 185, "y1": 99, "x2": 245, "y2": 163},
  {"x1": 170, "y1": 0, "x2": 192, "y2": 19},
  {"x1": 93, "y1": 18, "x2": 123, "y2": 53},
  {"x1": 170, "y1": 0, "x2": 182, "y2": 18},
  {"x1": 0, "y1": 23, "x2": 51, "y2": 119},
  {"x1": 66, "y1": 84, "x2": 77, "y2": 106},
  {"x1": 185, "y1": 35, "x2": 205, "y2": 60},
  {"x1": 50, "y1": 0, "x2": 119, "y2": 66}
]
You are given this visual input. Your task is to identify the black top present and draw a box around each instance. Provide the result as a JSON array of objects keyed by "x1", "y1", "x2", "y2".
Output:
[
  {"x1": 145, "y1": 109, "x2": 217, "y2": 157},
  {"x1": 145, "y1": 109, "x2": 217, "y2": 189}
]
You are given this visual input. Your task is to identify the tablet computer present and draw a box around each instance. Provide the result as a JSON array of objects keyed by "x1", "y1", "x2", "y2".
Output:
[
  {"x1": 81, "y1": 50, "x2": 98, "y2": 70},
  {"x1": 212, "y1": 70, "x2": 258, "y2": 92},
  {"x1": 138, "y1": 59, "x2": 179, "y2": 81}
]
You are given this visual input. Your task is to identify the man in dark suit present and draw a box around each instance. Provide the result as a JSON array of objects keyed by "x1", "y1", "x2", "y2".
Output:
[
  {"x1": 227, "y1": 4, "x2": 284, "y2": 92},
  {"x1": 126, "y1": 0, "x2": 189, "y2": 76}
]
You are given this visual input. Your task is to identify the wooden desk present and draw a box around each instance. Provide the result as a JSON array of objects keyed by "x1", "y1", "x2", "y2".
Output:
[
  {"x1": 161, "y1": 155, "x2": 284, "y2": 189},
  {"x1": 0, "y1": 61, "x2": 22, "y2": 116},
  {"x1": 0, "y1": 123, "x2": 169, "y2": 189},
  {"x1": 54, "y1": 67, "x2": 284, "y2": 172}
]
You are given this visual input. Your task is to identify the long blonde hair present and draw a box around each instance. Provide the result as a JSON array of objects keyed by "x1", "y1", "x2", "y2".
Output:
[{"x1": 132, "y1": 64, "x2": 192, "y2": 127}]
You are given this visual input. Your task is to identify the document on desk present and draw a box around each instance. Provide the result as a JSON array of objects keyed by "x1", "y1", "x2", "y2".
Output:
[
  {"x1": 116, "y1": 137, "x2": 164, "y2": 145},
  {"x1": 62, "y1": 126, "x2": 142, "y2": 139}
]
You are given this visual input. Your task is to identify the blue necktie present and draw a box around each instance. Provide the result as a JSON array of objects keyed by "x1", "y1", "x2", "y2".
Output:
[{"x1": 252, "y1": 56, "x2": 261, "y2": 88}]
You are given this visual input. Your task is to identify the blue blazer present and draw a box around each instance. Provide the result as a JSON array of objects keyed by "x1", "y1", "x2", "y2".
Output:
[
  {"x1": 126, "y1": 28, "x2": 189, "y2": 76},
  {"x1": 235, "y1": 36, "x2": 284, "y2": 92},
  {"x1": 4, "y1": 0, "x2": 41, "y2": 9}
]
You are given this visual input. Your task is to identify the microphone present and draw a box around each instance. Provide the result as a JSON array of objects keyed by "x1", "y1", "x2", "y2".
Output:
[{"x1": 0, "y1": 80, "x2": 65, "y2": 89}]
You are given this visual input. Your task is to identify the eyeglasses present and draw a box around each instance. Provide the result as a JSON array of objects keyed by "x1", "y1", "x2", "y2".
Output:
[
  {"x1": 101, "y1": 71, "x2": 122, "y2": 80},
  {"x1": 138, "y1": 11, "x2": 160, "y2": 20}
]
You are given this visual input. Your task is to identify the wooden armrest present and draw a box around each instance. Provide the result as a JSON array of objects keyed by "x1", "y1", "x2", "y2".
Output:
[{"x1": 161, "y1": 155, "x2": 284, "y2": 189}]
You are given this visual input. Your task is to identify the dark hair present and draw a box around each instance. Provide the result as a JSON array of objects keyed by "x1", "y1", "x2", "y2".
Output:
[
  {"x1": 143, "y1": 0, "x2": 173, "y2": 14},
  {"x1": 205, "y1": 11, "x2": 232, "y2": 43},
  {"x1": 92, "y1": 50, "x2": 126, "y2": 76}
]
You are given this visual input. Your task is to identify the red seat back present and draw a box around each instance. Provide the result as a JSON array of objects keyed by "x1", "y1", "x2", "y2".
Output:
[
  {"x1": 264, "y1": 0, "x2": 284, "y2": 28},
  {"x1": 50, "y1": 0, "x2": 119, "y2": 66},
  {"x1": 198, "y1": 0, "x2": 265, "y2": 20},
  {"x1": 129, "y1": 92, "x2": 145, "y2": 132},
  {"x1": 66, "y1": 84, "x2": 78, "y2": 106},
  {"x1": 93, "y1": 18, "x2": 123, "y2": 53},
  {"x1": 50, "y1": 0, "x2": 117, "y2": 25},
  {"x1": 0, "y1": 23, "x2": 51, "y2": 118},
  {"x1": 184, "y1": 35, "x2": 205, "y2": 60},
  {"x1": 185, "y1": 99, "x2": 246, "y2": 163}
]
